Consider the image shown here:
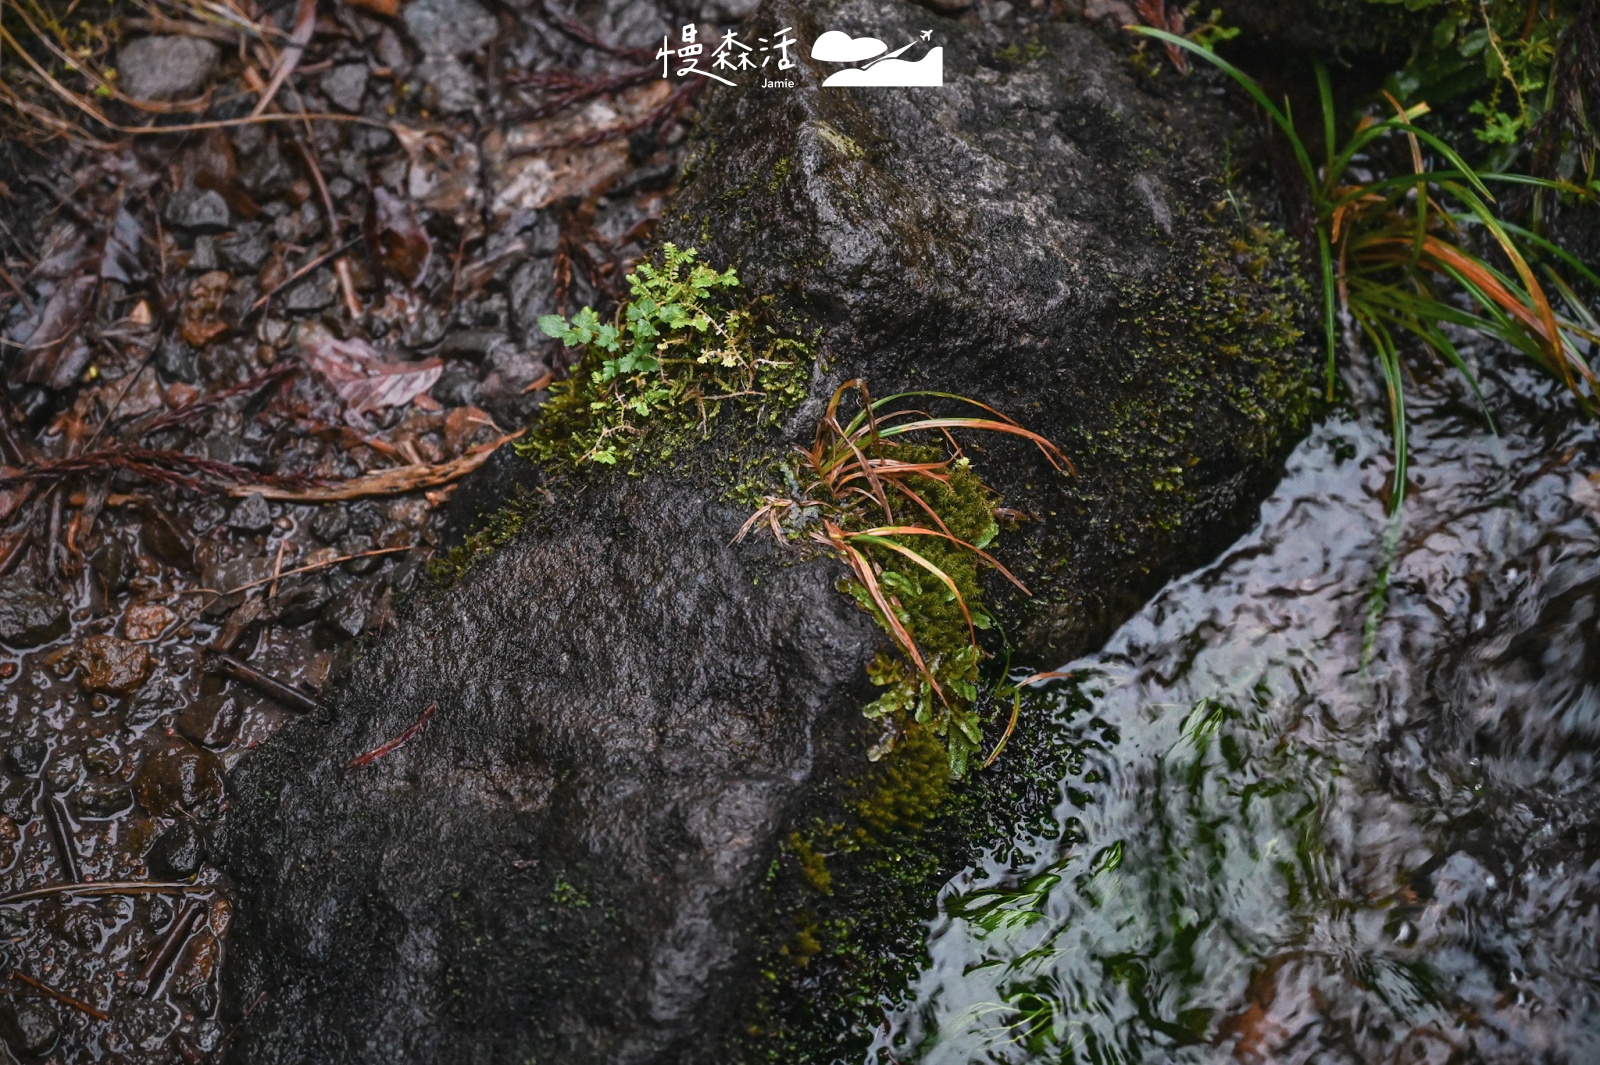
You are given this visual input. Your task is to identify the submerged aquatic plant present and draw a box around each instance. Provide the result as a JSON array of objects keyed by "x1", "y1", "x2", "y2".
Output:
[
  {"x1": 1136, "y1": 27, "x2": 1600, "y2": 512},
  {"x1": 740, "y1": 380, "x2": 1072, "y2": 776}
]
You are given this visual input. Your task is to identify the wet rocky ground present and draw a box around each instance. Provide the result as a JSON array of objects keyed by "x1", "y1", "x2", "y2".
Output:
[{"x1": 0, "y1": 0, "x2": 1112, "y2": 1060}]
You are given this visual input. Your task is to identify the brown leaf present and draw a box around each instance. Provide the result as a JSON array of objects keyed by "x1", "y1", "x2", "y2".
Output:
[
  {"x1": 180, "y1": 271, "x2": 232, "y2": 347},
  {"x1": 300, "y1": 327, "x2": 443, "y2": 413},
  {"x1": 344, "y1": 0, "x2": 399, "y2": 17},
  {"x1": 364, "y1": 186, "x2": 432, "y2": 286},
  {"x1": 5, "y1": 275, "x2": 98, "y2": 388}
]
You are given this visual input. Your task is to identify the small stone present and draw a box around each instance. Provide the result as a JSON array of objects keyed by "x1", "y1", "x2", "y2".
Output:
[
  {"x1": 218, "y1": 223, "x2": 271, "y2": 272},
  {"x1": 134, "y1": 740, "x2": 226, "y2": 820},
  {"x1": 309, "y1": 508, "x2": 350, "y2": 544},
  {"x1": 7, "y1": 739, "x2": 47, "y2": 776},
  {"x1": 282, "y1": 268, "x2": 338, "y2": 312},
  {"x1": 0, "y1": 998, "x2": 60, "y2": 1057},
  {"x1": 76, "y1": 781, "x2": 133, "y2": 817},
  {"x1": 228, "y1": 493, "x2": 273, "y2": 534},
  {"x1": 78, "y1": 635, "x2": 154, "y2": 695},
  {"x1": 319, "y1": 583, "x2": 370, "y2": 641},
  {"x1": 90, "y1": 537, "x2": 137, "y2": 592},
  {"x1": 0, "y1": 586, "x2": 69, "y2": 647},
  {"x1": 241, "y1": 137, "x2": 296, "y2": 198},
  {"x1": 191, "y1": 235, "x2": 219, "y2": 271},
  {"x1": 45, "y1": 753, "x2": 80, "y2": 791},
  {"x1": 402, "y1": 0, "x2": 496, "y2": 56},
  {"x1": 321, "y1": 63, "x2": 370, "y2": 112},
  {"x1": 154, "y1": 336, "x2": 199, "y2": 384},
  {"x1": 126, "y1": 681, "x2": 178, "y2": 729},
  {"x1": 270, "y1": 576, "x2": 331, "y2": 627},
  {"x1": 176, "y1": 697, "x2": 241, "y2": 749},
  {"x1": 123, "y1": 603, "x2": 177, "y2": 642},
  {"x1": 117, "y1": 996, "x2": 178, "y2": 1053},
  {"x1": 416, "y1": 55, "x2": 479, "y2": 115},
  {"x1": 163, "y1": 189, "x2": 231, "y2": 234},
  {"x1": 145, "y1": 820, "x2": 207, "y2": 879},
  {"x1": 116, "y1": 36, "x2": 218, "y2": 101},
  {"x1": 337, "y1": 536, "x2": 383, "y2": 575}
]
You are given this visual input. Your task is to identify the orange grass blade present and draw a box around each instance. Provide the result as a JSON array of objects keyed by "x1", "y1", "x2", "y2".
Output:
[
  {"x1": 858, "y1": 525, "x2": 1031, "y2": 594},
  {"x1": 846, "y1": 532, "x2": 978, "y2": 646}
]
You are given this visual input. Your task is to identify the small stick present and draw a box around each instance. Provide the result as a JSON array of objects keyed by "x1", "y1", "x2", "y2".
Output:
[
  {"x1": 348, "y1": 702, "x2": 437, "y2": 768},
  {"x1": 10, "y1": 971, "x2": 110, "y2": 1021},
  {"x1": 44, "y1": 791, "x2": 81, "y2": 883},
  {"x1": 267, "y1": 539, "x2": 288, "y2": 601},
  {"x1": 206, "y1": 653, "x2": 320, "y2": 714},
  {"x1": 221, "y1": 546, "x2": 410, "y2": 595},
  {"x1": 0, "y1": 261, "x2": 33, "y2": 314},
  {"x1": 136, "y1": 899, "x2": 204, "y2": 996},
  {"x1": 248, "y1": 236, "x2": 361, "y2": 317},
  {"x1": 0, "y1": 881, "x2": 210, "y2": 906}
]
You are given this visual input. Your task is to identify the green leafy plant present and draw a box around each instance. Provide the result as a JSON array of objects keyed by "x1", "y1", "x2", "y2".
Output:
[
  {"x1": 529, "y1": 243, "x2": 805, "y2": 467},
  {"x1": 739, "y1": 381, "x2": 1073, "y2": 776},
  {"x1": 1136, "y1": 27, "x2": 1600, "y2": 512}
]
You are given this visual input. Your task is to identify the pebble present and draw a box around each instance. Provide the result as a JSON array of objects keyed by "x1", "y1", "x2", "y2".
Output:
[
  {"x1": 319, "y1": 584, "x2": 370, "y2": 641},
  {"x1": 154, "y1": 336, "x2": 199, "y2": 384},
  {"x1": 402, "y1": 0, "x2": 496, "y2": 56},
  {"x1": 90, "y1": 537, "x2": 138, "y2": 592},
  {"x1": 78, "y1": 635, "x2": 154, "y2": 695},
  {"x1": 309, "y1": 507, "x2": 350, "y2": 544},
  {"x1": 76, "y1": 781, "x2": 133, "y2": 817},
  {"x1": 0, "y1": 586, "x2": 69, "y2": 647},
  {"x1": 218, "y1": 223, "x2": 272, "y2": 272},
  {"x1": 7, "y1": 739, "x2": 47, "y2": 776},
  {"x1": 176, "y1": 697, "x2": 241, "y2": 748},
  {"x1": 282, "y1": 268, "x2": 338, "y2": 312},
  {"x1": 123, "y1": 602, "x2": 177, "y2": 642},
  {"x1": 146, "y1": 820, "x2": 207, "y2": 879},
  {"x1": 116, "y1": 36, "x2": 218, "y2": 101},
  {"x1": 134, "y1": 740, "x2": 226, "y2": 820},
  {"x1": 162, "y1": 189, "x2": 231, "y2": 234},
  {"x1": 0, "y1": 998, "x2": 61, "y2": 1057},
  {"x1": 228, "y1": 493, "x2": 274, "y2": 534},
  {"x1": 321, "y1": 63, "x2": 370, "y2": 112}
]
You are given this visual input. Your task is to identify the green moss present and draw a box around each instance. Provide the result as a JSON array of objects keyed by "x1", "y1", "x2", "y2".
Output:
[{"x1": 426, "y1": 505, "x2": 526, "y2": 587}]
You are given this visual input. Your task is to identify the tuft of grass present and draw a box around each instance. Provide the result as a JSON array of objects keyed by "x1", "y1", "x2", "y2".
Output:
[
  {"x1": 739, "y1": 380, "x2": 1072, "y2": 776},
  {"x1": 1136, "y1": 27, "x2": 1600, "y2": 512}
]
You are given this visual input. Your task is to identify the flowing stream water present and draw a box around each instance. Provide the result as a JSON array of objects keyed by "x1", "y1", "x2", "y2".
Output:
[{"x1": 875, "y1": 356, "x2": 1600, "y2": 1064}]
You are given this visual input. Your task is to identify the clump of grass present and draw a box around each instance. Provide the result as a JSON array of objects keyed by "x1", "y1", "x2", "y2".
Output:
[
  {"x1": 527, "y1": 243, "x2": 808, "y2": 469},
  {"x1": 739, "y1": 381, "x2": 1072, "y2": 777},
  {"x1": 1136, "y1": 27, "x2": 1600, "y2": 511}
]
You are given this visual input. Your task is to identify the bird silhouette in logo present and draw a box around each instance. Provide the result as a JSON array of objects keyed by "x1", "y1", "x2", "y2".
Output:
[{"x1": 812, "y1": 29, "x2": 944, "y2": 86}]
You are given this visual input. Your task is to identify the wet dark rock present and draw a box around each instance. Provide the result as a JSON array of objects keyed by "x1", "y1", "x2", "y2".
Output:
[
  {"x1": 78, "y1": 635, "x2": 153, "y2": 695},
  {"x1": 430, "y1": 362, "x2": 480, "y2": 408},
  {"x1": 218, "y1": 224, "x2": 272, "y2": 273},
  {"x1": 0, "y1": 586, "x2": 69, "y2": 648},
  {"x1": 163, "y1": 189, "x2": 231, "y2": 234},
  {"x1": 402, "y1": 0, "x2": 496, "y2": 56},
  {"x1": 154, "y1": 336, "x2": 199, "y2": 384},
  {"x1": 76, "y1": 781, "x2": 133, "y2": 817},
  {"x1": 90, "y1": 537, "x2": 137, "y2": 594},
  {"x1": 268, "y1": 576, "x2": 332, "y2": 627},
  {"x1": 191, "y1": 235, "x2": 219, "y2": 271},
  {"x1": 321, "y1": 64, "x2": 370, "y2": 112},
  {"x1": 117, "y1": 36, "x2": 218, "y2": 101},
  {"x1": 282, "y1": 268, "x2": 338, "y2": 313},
  {"x1": 227, "y1": 494, "x2": 274, "y2": 535},
  {"x1": 477, "y1": 349, "x2": 548, "y2": 425},
  {"x1": 177, "y1": 697, "x2": 242, "y2": 749},
  {"x1": 117, "y1": 997, "x2": 179, "y2": 1053},
  {"x1": 318, "y1": 583, "x2": 370, "y2": 641},
  {"x1": 146, "y1": 821, "x2": 208, "y2": 880},
  {"x1": 7, "y1": 739, "x2": 47, "y2": 776},
  {"x1": 337, "y1": 537, "x2": 383, "y2": 575},
  {"x1": 135, "y1": 740, "x2": 226, "y2": 820},
  {"x1": 45, "y1": 753, "x2": 81, "y2": 791},
  {"x1": 222, "y1": 4, "x2": 1319, "y2": 1062},
  {"x1": 308, "y1": 508, "x2": 350, "y2": 544},
  {"x1": 508, "y1": 257, "x2": 557, "y2": 346},
  {"x1": 240, "y1": 137, "x2": 296, "y2": 199},
  {"x1": 0, "y1": 998, "x2": 60, "y2": 1058}
]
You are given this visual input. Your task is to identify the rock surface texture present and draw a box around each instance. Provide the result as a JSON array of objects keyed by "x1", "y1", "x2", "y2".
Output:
[{"x1": 221, "y1": 3, "x2": 1320, "y2": 1063}]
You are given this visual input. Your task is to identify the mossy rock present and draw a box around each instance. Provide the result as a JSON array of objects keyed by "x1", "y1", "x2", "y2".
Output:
[{"x1": 220, "y1": 3, "x2": 1322, "y2": 1063}]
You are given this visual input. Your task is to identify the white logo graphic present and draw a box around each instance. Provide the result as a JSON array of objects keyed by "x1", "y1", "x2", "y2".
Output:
[{"x1": 812, "y1": 29, "x2": 944, "y2": 87}]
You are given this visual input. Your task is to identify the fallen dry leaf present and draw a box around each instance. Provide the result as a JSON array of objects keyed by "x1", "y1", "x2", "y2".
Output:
[
  {"x1": 229, "y1": 432, "x2": 523, "y2": 502},
  {"x1": 180, "y1": 271, "x2": 232, "y2": 347},
  {"x1": 365, "y1": 186, "x2": 432, "y2": 286},
  {"x1": 300, "y1": 327, "x2": 443, "y2": 414}
]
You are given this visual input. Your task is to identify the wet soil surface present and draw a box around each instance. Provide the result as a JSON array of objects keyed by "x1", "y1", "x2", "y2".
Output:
[
  {"x1": 877, "y1": 355, "x2": 1600, "y2": 1062},
  {"x1": 0, "y1": 0, "x2": 735, "y2": 1058}
]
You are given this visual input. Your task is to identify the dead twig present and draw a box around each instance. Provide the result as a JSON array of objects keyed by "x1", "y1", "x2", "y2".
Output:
[
  {"x1": 348, "y1": 701, "x2": 438, "y2": 768},
  {"x1": 9, "y1": 972, "x2": 110, "y2": 1022},
  {"x1": 249, "y1": 0, "x2": 317, "y2": 118},
  {"x1": 225, "y1": 432, "x2": 523, "y2": 501},
  {"x1": 205, "y1": 652, "x2": 320, "y2": 713},
  {"x1": 247, "y1": 236, "x2": 361, "y2": 317},
  {"x1": 135, "y1": 900, "x2": 205, "y2": 997},
  {"x1": 219, "y1": 546, "x2": 411, "y2": 596},
  {"x1": 0, "y1": 881, "x2": 211, "y2": 905}
]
